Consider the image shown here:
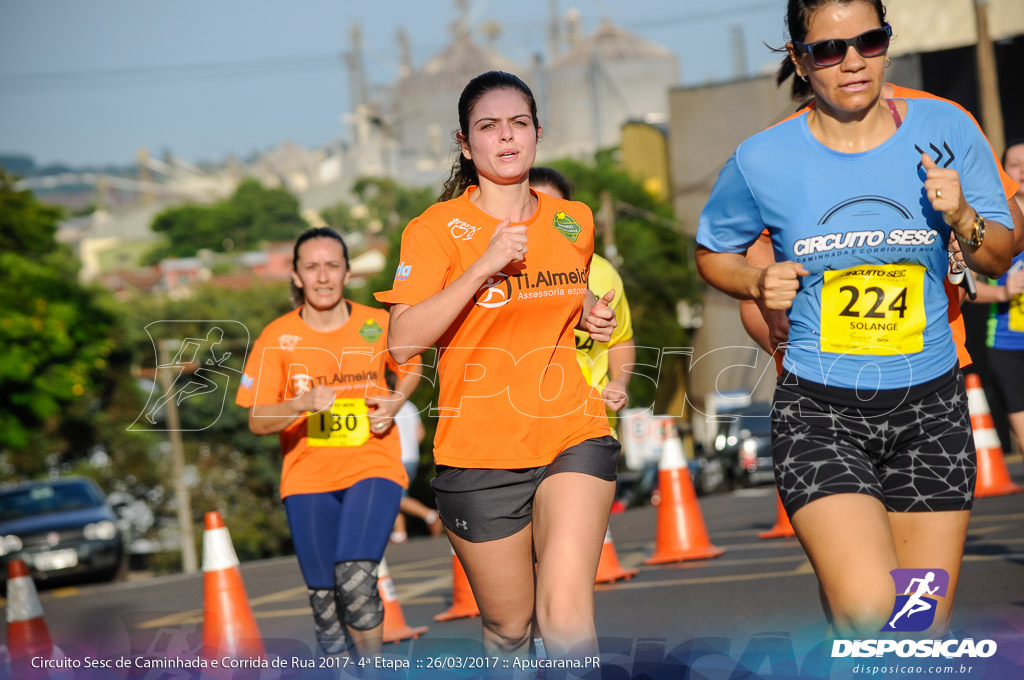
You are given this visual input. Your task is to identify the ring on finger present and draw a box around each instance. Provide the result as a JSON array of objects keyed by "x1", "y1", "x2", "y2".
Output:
[{"x1": 935, "y1": 188, "x2": 943, "y2": 199}]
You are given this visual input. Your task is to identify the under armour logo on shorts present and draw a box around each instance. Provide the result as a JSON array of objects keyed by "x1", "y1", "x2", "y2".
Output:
[{"x1": 455, "y1": 519, "x2": 468, "y2": 531}]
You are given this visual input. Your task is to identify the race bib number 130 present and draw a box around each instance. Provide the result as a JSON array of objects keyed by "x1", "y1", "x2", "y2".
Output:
[
  {"x1": 307, "y1": 398, "x2": 370, "y2": 447},
  {"x1": 820, "y1": 264, "x2": 926, "y2": 355}
]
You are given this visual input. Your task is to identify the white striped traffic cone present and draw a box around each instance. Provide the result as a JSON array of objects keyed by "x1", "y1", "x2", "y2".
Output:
[
  {"x1": 434, "y1": 544, "x2": 479, "y2": 621},
  {"x1": 5, "y1": 559, "x2": 58, "y2": 679},
  {"x1": 379, "y1": 558, "x2": 428, "y2": 643},
  {"x1": 965, "y1": 374, "x2": 1023, "y2": 498},
  {"x1": 645, "y1": 427, "x2": 725, "y2": 565},
  {"x1": 201, "y1": 511, "x2": 266, "y2": 661},
  {"x1": 595, "y1": 526, "x2": 638, "y2": 583}
]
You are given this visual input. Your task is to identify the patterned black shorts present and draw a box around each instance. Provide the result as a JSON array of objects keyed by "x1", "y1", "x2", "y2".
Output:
[{"x1": 772, "y1": 364, "x2": 975, "y2": 516}]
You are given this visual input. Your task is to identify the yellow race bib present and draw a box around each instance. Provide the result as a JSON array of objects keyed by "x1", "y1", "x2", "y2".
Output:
[
  {"x1": 820, "y1": 264, "x2": 926, "y2": 355},
  {"x1": 306, "y1": 398, "x2": 370, "y2": 447},
  {"x1": 1010, "y1": 293, "x2": 1024, "y2": 333}
]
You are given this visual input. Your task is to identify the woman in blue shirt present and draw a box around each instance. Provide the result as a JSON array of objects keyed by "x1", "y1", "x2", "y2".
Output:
[
  {"x1": 971, "y1": 139, "x2": 1024, "y2": 454},
  {"x1": 696, "y1": 0, "x2": 1013, "y2": 639}
]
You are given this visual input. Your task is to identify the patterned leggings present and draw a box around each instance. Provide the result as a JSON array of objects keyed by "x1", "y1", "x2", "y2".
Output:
[{"x1": 772, "y1": 366, "x2": 976, "y2": 517}]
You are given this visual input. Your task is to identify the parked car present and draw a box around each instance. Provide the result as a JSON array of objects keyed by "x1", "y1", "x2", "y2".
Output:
[
  {"x1": 711, "y1": 402, "x2": 775, "y2": 488},
  {"x1": 0, "y1": 477, "x2": 125, "y2": 585},
  {"x1": 690, "y1": 441, "x2": 729, "y2": 496}
]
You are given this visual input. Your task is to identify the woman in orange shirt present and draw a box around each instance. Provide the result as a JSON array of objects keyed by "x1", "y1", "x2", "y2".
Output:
[
  {"x1": 237, "y1": 227, "x2": 421, "y2": 659},
  {"x1": 377, "y1": 71, "x2": 618, "y2": 661}
]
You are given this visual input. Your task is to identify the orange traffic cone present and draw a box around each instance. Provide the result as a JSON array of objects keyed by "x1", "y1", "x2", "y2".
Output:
[
  {"x1": 202, "y1": 511, "x2": 266, "y2": 661},
  {"x1": 595, "y1": 526, "x2": 638, "y2": 583},
  {"x1": 379, "y1": 558, "x2": 428, "y2": 643},
  {"x1": 6, "y1": 559, "x2": 54, "y2": 667},
  {"x1": 965, "y1": 374, "x2": 1024, "y2": 498},
  {"x1": 645, "y1": 428, "x2": 725, "y2": 565},
  {"x1": 758, "y1": 491, "x2": 796, "y2": 539},
  {"x1": 434, "y1": 545, "x2": 479, "y2": 621}
]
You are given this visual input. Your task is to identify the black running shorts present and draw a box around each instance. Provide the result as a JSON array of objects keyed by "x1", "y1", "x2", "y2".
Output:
[
  {"x1": 988, "y1": 347, "x2": 1024, "y2": 414},
  {"x1": 431, "y1": 435, "x2": 620, "y2": 543}
]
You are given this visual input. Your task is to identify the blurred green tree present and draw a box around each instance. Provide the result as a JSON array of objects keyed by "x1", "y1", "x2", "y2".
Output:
[
  {"x1": 144, "y1": 179, "x2": 307, "y2": 263},
  {"x1": 0, "y1": 169, "x2": 120, "y2": 471}
]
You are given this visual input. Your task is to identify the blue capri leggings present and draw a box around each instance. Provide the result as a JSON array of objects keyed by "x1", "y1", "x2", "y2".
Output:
[{"x1": 283, "y1": 478, "x2": 402, "y2": 589}]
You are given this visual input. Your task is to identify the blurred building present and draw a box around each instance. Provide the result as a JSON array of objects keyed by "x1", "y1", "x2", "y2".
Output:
[
  {"x1": 353, "y1": 11, "x2": 677, "y2": 185},
  {"x1": 542, "y1": 20, "x2": 678, "y2": 160},
  {"x1": 620, "y1": 120, "x2": 671, "y2": 202},
  {"x1": 384, "y1": 32, "x2": 524, "y2": 186},
  {"x1": 46, "y1": 5, "x2": 681, "y2": 279}
]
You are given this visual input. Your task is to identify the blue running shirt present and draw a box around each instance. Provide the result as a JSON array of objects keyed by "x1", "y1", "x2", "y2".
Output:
[
  {"x1": 698, "y1": 98, "x2": 1012, "y2": 389},
  {"x1": 987, "y1": 250, "x2": 1024, "y2": 351}
]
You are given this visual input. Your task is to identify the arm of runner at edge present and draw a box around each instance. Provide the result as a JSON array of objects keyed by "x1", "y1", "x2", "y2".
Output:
[
  {"x1": 603, "y1": 337, "x2": 634, "y2": 412},
  {"x1": 366, "y1": 362, "x2": 423, "y2": 433},
  {"x1": 1010, "y1": 198, "x2": 1024, "y2": 256},
  {"x1": 696, "y1": 246, "x2": 808, "y2": 310},
  {"x1": 387, "y1": 220, "x2": 527, "y2": 364},
  {"x1": 971, "y1": 269, "x2": 1024, "y2": 304},
  {"x1": 740, "y1": 234, "x2": 791, "y2": 353},
  {"x1": 921, "y1": 153, "x2": 1012, "y2": 278},
  {"x1": 579, "y1": 289, "x2": 617, "y2": 343}
]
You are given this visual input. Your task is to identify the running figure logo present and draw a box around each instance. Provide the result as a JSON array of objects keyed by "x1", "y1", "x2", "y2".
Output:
[
  {"x1": 474, "y1": 273, "x2": 512, "y2": 309},
  {"x1": 291, "y1": 373, "x2": 314, "y2": 397},
  {"x1": 132, "y1": 320, "x2": 249, "y2": 431},
  {"x1": 882, "y1": 568, "x2": 949, "y2": 632}
]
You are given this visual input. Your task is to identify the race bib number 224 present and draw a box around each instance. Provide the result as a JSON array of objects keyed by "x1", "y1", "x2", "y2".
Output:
[{"x1": 819, "y1": 264, "x2": 926, "y2": 355}]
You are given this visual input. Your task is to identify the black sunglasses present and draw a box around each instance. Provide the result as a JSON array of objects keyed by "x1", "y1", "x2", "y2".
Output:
[{"x1": 794, "y1": 23, "x2": 892, "y2": 67}]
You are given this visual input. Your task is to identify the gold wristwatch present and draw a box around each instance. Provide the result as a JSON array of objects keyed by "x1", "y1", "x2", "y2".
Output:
[{"x1": 954, "y1": 210, "x2": 985, "y2": 247}]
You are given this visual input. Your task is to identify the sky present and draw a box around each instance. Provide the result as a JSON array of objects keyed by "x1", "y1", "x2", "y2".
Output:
[{"x1": 0, "y1": 0, "x2": 784, "y2": 168}]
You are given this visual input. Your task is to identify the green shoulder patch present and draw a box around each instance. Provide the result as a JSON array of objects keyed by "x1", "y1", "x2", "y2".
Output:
[
  {"x1": 553, "y1": 211, "x2": 582, "y2": 243},
  {"x1": 359, "y1": 319, "x2": 384, "y2": 343}
]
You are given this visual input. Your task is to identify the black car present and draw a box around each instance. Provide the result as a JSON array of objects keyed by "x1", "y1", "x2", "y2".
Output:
[
  {"x1": 0, "y1": 477, "x2": 125, "y2": 585},
  {"x1": 710, "y1": 402, "x2": 775, "y2": 488}
]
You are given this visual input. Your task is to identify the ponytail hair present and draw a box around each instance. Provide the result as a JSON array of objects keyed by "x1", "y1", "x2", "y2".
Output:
[
  {"x1": 439, "y1": 71, "x2": 540, "y2": 202},
  {"x1": 439, "y1": 154, "x2": 480, "y2": 204},
  {"x1": 775, "y1": 51, "x2": 813, "y2": 103}
]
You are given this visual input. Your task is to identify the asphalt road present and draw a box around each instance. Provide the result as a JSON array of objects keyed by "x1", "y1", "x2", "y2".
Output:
[{"x1": 3, "y1": 461, "x2": 1023, "y2": 679}]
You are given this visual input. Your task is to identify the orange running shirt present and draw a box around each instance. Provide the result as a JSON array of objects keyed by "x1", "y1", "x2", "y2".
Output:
[
  {"x1": 770, "y1": 85, "x2": 1020, "y2": 369},
  {"x1": 235, "y1": 302, "x2": 419, "y2": 498},
  {"x1": 375, "y1": 187, "x2": 610, "y2": 469}
]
